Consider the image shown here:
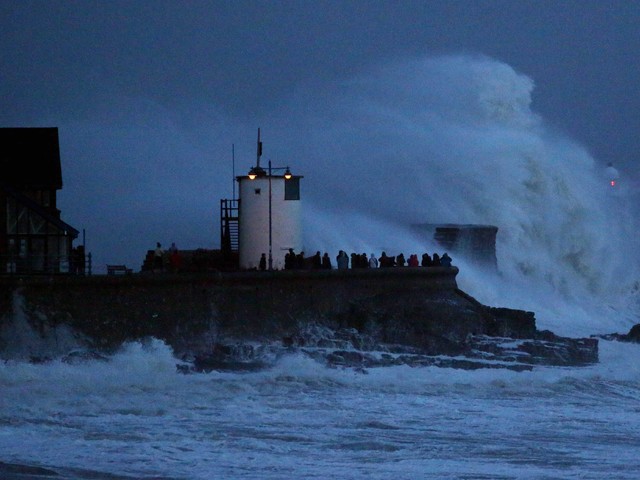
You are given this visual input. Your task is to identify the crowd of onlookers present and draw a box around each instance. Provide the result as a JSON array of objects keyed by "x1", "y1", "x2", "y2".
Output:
[
  {"x1": 268, "y1": 249, "x2": 453, "y2": 271},
  {"x1": 150, "y1": 241, "x2": 453, "y2": 274}
]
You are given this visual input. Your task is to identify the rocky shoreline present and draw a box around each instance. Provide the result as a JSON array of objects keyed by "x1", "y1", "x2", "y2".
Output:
[
  {"x1": 595, "y1": 324, "x2": 640, "y2": 344},
  {"x1": 184, "y1": 302, "x2": 600, "y2": 374}
]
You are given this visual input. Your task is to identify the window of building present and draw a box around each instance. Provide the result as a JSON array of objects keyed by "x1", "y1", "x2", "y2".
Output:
[{"x1": 284, "y1": 178, "x2": 300, "y2": 200}]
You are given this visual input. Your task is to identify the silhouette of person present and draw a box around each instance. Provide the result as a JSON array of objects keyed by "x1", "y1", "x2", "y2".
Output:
[
  {"x1": 169, "y1": 242, "x2": 181, "y2": 273},
  {"x1": 337, "y1": 250, "x2": 349, "y2": 270},
  {"x1": 379, "y1": 251, "x2": 396, "y2": 267},
  {"x1": 154, "y1": 242, "x2": 164, "y2": 272},
  {"x1": 312, "y1": 251, "x2": 322, "y2": 269},
  {"x1": 440, "y1": 252, "x2": 452, "y2": 267},
  {"x1": 322, "y1": 252, "x2": 332, "y2": 269},
  {"x1": 285, "y1": 248, "x2": 295, "y2": 270},
  {"x1": 259, "y1": 253, "x2": 267, "y2": 271},
  {"x1": 296, "y1": 251, "x2": 306, "y2": 269},
  {"x1": 369, "y1": 253, "x2": 379, "y2": 268}
]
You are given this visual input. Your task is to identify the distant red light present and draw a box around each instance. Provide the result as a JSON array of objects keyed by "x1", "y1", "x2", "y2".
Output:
[{"x1": 610, "y1": 180, "x2": 616, "y2": 187}]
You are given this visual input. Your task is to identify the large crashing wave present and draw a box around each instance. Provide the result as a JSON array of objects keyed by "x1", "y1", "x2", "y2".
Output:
[{"x1": 270, "y1": 55, "x2": 640, "y2": 336}]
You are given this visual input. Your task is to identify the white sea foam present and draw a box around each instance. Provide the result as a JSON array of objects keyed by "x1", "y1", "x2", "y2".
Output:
[
  {"x1": 7, "y1": 335, "x2": 635, "y2": 397},
  {"x1": 2, "y1": 339, "x2": 640, "y2": 479}
]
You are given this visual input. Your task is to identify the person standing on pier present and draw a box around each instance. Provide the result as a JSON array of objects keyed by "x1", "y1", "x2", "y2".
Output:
[
  {"x1": 336, "y1": 250, "x2": 349, "y2": 270},
  {"x1": 154, "y1": 242, "x2": 164, "y2": 272}
]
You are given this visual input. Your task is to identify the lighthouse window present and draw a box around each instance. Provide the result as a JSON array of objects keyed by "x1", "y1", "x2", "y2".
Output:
[
  {"x1": 254, "y1": 188, "x2": 261, "y2": 195},
  {"x1": 284, "y1": 178, "x2": 300, "y2": 200}
]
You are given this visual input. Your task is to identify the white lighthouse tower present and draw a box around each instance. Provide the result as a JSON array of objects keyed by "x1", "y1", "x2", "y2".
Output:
[{"x1": 237, "y1": 130, "x2": 303, "y2": 270}]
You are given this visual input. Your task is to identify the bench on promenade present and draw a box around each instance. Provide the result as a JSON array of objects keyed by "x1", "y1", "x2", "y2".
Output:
[{"x1": 107, "y1": 264, "x2": 133, "y2": 275}]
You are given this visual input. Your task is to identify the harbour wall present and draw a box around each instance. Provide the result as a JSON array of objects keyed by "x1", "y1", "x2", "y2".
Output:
[
  {"x1": 412, "y1": 223, "x2": 499, "y2": 269},
  {"x1": 0, "y1": 267, "x2": 518, "y2": 357}
]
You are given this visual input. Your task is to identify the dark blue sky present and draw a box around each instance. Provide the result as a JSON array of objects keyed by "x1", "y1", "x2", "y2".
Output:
[{"x1": 2, "y1": 1, "x2": 639, "y2": 269}]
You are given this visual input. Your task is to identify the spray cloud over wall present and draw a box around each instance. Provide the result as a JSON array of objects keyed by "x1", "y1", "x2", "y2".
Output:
[{"x1": 268, "y1": 55, "x2": 640, "y2": 335}]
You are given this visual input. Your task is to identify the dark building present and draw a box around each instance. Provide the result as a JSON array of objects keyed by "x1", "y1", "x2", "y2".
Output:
[
  {"x1": 412, "y1": 223, "x2": 499, "y2": 269},
  {"x1": 0, "y1": 127, "x2": 79, "y2": 274}
]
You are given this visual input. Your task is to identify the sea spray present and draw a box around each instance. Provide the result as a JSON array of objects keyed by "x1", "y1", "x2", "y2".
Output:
[
  {"x1": 273, "y1": 54, "x2": 640, "y2": 335},
  {"x1": 0, "y1": 290, "x2": 88, "y2": 361}
]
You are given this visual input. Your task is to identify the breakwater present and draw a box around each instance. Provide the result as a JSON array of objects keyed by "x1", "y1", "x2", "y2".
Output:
[{"x1": 0, "y1": 268, "x2": 598, "y2": 370}]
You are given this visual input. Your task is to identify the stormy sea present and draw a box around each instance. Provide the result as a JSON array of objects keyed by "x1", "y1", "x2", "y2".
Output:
[
  {"x1": 3, "y1": 56, "x2": 640, "y2": 478},
  {"x1": 0, "y1": 338, "x2": 639, "y2": 480}
]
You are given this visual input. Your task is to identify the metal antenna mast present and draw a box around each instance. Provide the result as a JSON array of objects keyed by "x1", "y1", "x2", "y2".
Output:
[{"x1": 256, "y1": 127, "x2": 262, "y2": 168}]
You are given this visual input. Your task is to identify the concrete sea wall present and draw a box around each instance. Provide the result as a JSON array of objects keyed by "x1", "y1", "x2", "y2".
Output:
[
  {"x1": 0, "y1": 267, "x2": 598, "y2": 369},
  {"x1": 0, "y1": 268, "x2": 462, "y2": 351}
]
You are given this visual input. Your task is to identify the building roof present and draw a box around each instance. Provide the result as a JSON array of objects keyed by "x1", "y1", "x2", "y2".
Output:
[{"x1": 0, "y1": 127, "x2": 63, "y2": 189}]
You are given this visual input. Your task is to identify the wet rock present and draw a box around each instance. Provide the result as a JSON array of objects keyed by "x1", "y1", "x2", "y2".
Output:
[
  {"x1": 61, "y1": 349, "x2": 109, "y2": 364},
  {"x1": 488, "y1": 307, "x2": 537, "y2": 339},
  {"x1": 467, "y1": 334, "x2": 598, "y2": 367},
  {"x1": 596, "y1": 323, "x2": 640, "y2": 344},
  {"x1": 628, "y1": 324, "x2": 640, "y2": 342},
  {"x1": 188, "y1": 342, "x2": 269, "y2": 373},
  {"x1": 179, "y1": 320, "x2": 599, "y2": 374}
]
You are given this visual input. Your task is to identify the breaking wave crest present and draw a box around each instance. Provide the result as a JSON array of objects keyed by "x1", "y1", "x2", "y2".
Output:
[
  {"x1": 2, "y1": 336, "x2": 640, "y2": 396},
  {"x1": 274, "y1": 54, "x2": 640, "y2": 335}
]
